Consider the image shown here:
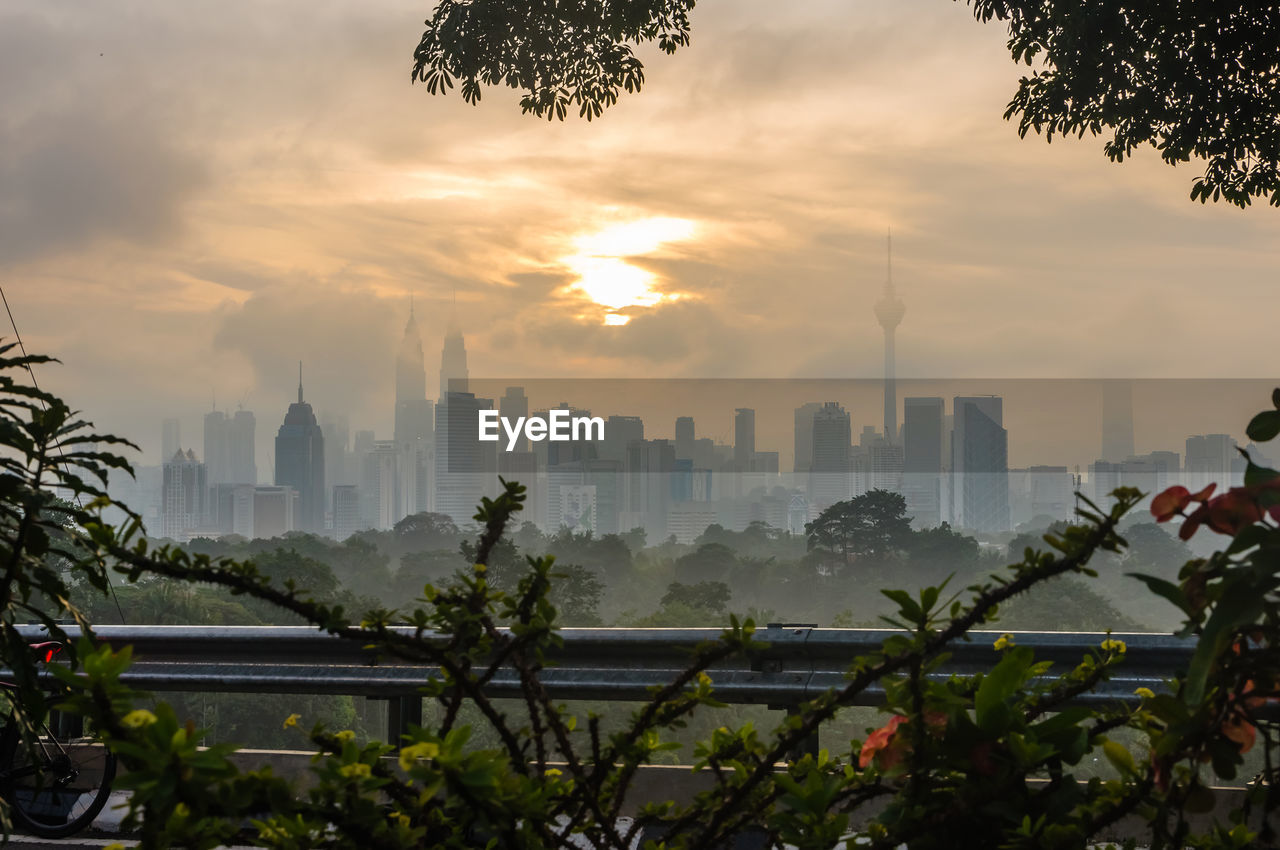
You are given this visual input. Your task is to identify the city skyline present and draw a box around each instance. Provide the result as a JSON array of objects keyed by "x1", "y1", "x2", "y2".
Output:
[{"x1": 3, "y1": 0, "x2": 1279, "y2": 470}]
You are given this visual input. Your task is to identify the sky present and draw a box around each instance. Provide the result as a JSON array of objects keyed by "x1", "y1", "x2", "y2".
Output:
[{"x1": 2, "y1": 0, "x2": 1278, "y2": 471}]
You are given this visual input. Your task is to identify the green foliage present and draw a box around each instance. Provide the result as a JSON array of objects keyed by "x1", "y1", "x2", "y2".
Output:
[
  {"x1": 411, "y1": 0, "x2": 694, "y2": 121},
  {"x1": 805, "y1": 489, "x2": 914, "y2": 573},
  {"x1": 409, "y1": 1, "x2": 1280, "y2": 207}
]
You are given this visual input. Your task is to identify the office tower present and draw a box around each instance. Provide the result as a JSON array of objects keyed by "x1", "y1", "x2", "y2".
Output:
[
  {"x1": 161, "y1": 449, "x2": 206, "y2": 541},
  {"x1": 1185, "y1": 434, "x2": 1236, "y2": 492},
  {"x1": 1027, "y1": 465, "x2": 1074, "y2": 521},
  {"x1": 434, "y1": 391, "x2": 496, "y2": 524},
  {"x1": 203, "y1": 410, "x2": 231, "y2": 486},
  {"x1": 274, "y1": 364, "x2": 325, "y2": 533},
  {"x1": 204, "y1": 408, "x2": 256, "y2": 489},
  {"x1": 500, "y1": 387, "x2": 530, "y2": 453},
  {"x1": 903, "y1": 397, "x2": 944, "y2": 526},
  {"x1": 252, "y1": 486, "x2": 298, "y2": 539},
  {"x1": 439, "y1": 320, "x2": 469, "y2": 397},
  {"x1": 161, "y1": 418, "x2": 181, "y2": 464},
  {"x1": 600, "y1": 415, "x2": 644, "y2": 464},
  {"x1": 394, "y1": 304, "x2": 435, "y2": 521},
  {"x1": 332, "y1": 484, "x2": 360, "y2": 541},
  {"x1": 321, "y1": 414, "x2": 351, "y2": 489},
  {"x1": 228, "y1": 410, "x2": 256, "y2": 485},
  {"x1": 794, "y1": 402, "x2": 824, "y2": 474},
  {"x1": 952, "y1": 396, "x2": 1009, "y2": 532},
  {"x1": 810, "y1": 402, "x2": 852, "y2": 509},
  {"x1": 675, "y1": 416, "x2": 695, "y2": 461},
  {"x1": 1101, "y1": 380, "x2": 1135, "y2": 462},
  {"x1": 624, "y1": 439, "x2": 676, "y2": 539},
  {"x1": 734, "y1": 408, "x2": 755, "y2": 471},
  {"x1": 874, "y1": 232, "x2": 906, "y2": 442}
]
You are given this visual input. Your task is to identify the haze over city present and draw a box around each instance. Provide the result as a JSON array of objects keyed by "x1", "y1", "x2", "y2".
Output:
[{"x1": 0, "y1": 0, "x2": 1276, "y2": 489}]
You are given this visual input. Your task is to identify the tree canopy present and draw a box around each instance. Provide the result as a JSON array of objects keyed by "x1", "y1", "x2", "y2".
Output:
[{"x1": 412, "y1": 0, "x2": 1280, "y2": 206}]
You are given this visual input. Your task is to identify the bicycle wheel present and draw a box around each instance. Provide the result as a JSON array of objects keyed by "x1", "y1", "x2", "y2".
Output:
[{"x1": 7, "y1": 725, "x2": 117, "y2": 838}]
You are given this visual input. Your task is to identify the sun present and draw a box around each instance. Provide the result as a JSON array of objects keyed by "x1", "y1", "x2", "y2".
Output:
[{"x1": 561, "y1": 217, "x2": 697, "y2": 324}]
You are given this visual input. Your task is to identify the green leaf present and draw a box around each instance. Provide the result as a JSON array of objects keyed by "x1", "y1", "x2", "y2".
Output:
[
  {"x1": 975, "y1": 646, "x2": 1032, "y2": 733},
  {"x1": 1184, "y1": 576, "x2": 1268, "y2": 705},
  {"x1": 1101, "y1": 738, "x2": 1136, "y2": 776},
  {"x1": 1272, "y1": 387, "x2": 1280, "y2": 410},
  {"x1": 1246, "y1": 410, "x2": 1280, "y2": 442}
]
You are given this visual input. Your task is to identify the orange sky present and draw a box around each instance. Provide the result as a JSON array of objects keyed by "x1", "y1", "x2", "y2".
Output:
[{"x1": 2, "y1": 0, "x2": 1278, "y2": 465}]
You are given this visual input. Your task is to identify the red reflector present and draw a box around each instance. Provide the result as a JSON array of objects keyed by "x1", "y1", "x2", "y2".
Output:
[{"x1": 43, "y1": 648, "x2": 59, "y2": 663}]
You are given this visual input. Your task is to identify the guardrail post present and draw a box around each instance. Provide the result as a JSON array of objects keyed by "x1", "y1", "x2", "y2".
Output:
[{"x1": 386, "y1": 695, "x2": 423, "y2": 747}]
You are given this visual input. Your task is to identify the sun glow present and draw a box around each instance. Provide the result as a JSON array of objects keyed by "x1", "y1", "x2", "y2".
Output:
[{"x1": 561, "y1": 217, "x2": 697, "y2": 324}]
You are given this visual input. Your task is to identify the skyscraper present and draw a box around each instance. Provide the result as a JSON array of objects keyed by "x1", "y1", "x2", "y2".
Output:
[
  {"x1": 810, "y1": 402, "x2": 852, "y2": 509},
  {"x1": 204, "y1": 408, "x2": 256, "y2": 487},
  {"x1": 395, "y1": 303, "x2": 434, "y2": 520},
  {"x1": 793, "y1": 402, "x2": 824, "y2": 474},
  {"x1": 274, "y1": 364, "x2": 325, "y2": 533},
  {"x1": 734, "y1": 408, "x2": 755, "y2": 472},
  {"x1": 952, "y1": 396, "x2": 1009, "y2": 532},
  {"x1": 439, "y1": 319, "x2": 469, "y2": 398},
  {"x1": 675, "y1": 416, "x2": 695, "y2": 461},
  {"x1": 161, "y1": 418, "x2": 181, "y2": 464},
  {"x1": 903, "y1": 397, "x2": 944, "y2": 527},
  {"x1": 874, "y1": 233, "x2": 905, "y2": 443},
  {"x1": 1101, "y1": 380, "x2": 1135, "y2": 462},
  {"x1": 161, "y1": 449, "x2": 206, "y2": 541}
]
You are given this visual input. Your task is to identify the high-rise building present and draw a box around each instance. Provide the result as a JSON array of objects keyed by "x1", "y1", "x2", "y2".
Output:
[
  {"x1": 1185, "y1": 434, "x2": 1236, "y2": 492},
  {"x1": 394, "y1": 304, "x2": 434, "y2": 521},
  {"x1": 161, "y1": 418, "x2": 181, "y2": 464},
  {"x1": 204, "y1": 408, "x2": 256, "y2": 488},
  {"x1": 734, "y1": 408, "x2": 755, "y2": 472},
  {"x1": 1101, "y1": 380, "x2": 1135, "y2": 462},
  {"x1": 874, "y1": 233, "x2": 905, "y2": 442},
  {"x1": 161, "y1": 449, "x2": 206, "y2": 541},
  {"x1": 439, "y1": 320, "x2": 469, "y2": 398},
  {"x1": 333, "y1": 484, "x2": 360, "y2": 541},
  {"x1": 794, "y1": 402, "x2": 824, "y2": 474},
  {"x1": 675, "y1": 416, "x2": 695, "y2": 461},
  {"x1": 434, "y1": 391, "x2": 496, "y2": 524},
  {"x1": 810, "y1": 402, "x2": 852, "y2": 509},
  {"x1": 274, "y1": 364, "x2": 325, "y2": 533},
  {"x1": 952, "y1": 396, "x2": 1009, "y2": 532},
  {"x1": 600, "y1": 415, "x2": 644, "y2": 464},
  {"x1": 903, "y1": 397, "x2": 944, "y2": 526}
]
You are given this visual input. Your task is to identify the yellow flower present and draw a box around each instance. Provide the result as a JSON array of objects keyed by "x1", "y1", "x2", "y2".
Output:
[
  {"x1": 174, "y1": 802, "x2": 190, "y2": 819},
  {"x1": 121, "y1": 709, "x2": 157, "y2": 729},
  {"x1": 398, "y1": 741, "x2": 440, "y2": 772},
  {"x1": 544, "y1": 768, "x2": 562, "y2": 778},
  {"x1": 1134, "y1": 687, "x2": 1156, "y2": 699},
  {"x1": 1101, "y1": 639, "x2": 1127, "y2": 654},
  {"x1": 283, "y1": 713, "x2": 301, "y2": 730},
  {"x1": 339, "y1": 762, "x2": 371, "y2": 779},
  {"x1": 334, "y1": 729, "x2": 355, "y2": 742},
  {"x1": 474, "y1": 563, "x2": 487, "y2": 573},
  {"x1": 697, "y1": 672, "x2": 712, "y2": 686},
  {"x1": 993, "y1": 633, "x2": 1014, "y2": 651}
]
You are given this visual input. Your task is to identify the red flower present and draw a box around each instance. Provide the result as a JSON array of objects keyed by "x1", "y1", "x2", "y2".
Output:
[
  {"x1": 1221, "y1": 708, "x2": 1257, "y2": 754},
  {"x1": 859, "y1": 715, "x2": 908, "y2": 769},
  {"x1": 1205, "y1": 490, "x2": 1264, "y2": 536},
  {"x1": 1152, "y1": 486, "x2": 1192, "y2": 522}
]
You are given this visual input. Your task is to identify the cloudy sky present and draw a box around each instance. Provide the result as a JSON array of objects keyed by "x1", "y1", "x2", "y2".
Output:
[{"x1": 3, "y1": 0, "x2": 1278, "y2": 470}]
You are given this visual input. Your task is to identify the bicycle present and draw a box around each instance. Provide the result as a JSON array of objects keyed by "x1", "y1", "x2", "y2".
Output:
[{"x1": 0, "y1": 641, "x2": 117, "y2": 838}]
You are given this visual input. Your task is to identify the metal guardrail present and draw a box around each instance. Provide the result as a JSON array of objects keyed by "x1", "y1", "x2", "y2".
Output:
[{"x1": 15, "y1": 624, "x2": 1192, "y2": 754}]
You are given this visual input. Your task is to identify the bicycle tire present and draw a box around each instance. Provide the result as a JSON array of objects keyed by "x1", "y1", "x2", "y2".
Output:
[{"x1": 6, "y1": 729, "x2": 117, "y2": 838}]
